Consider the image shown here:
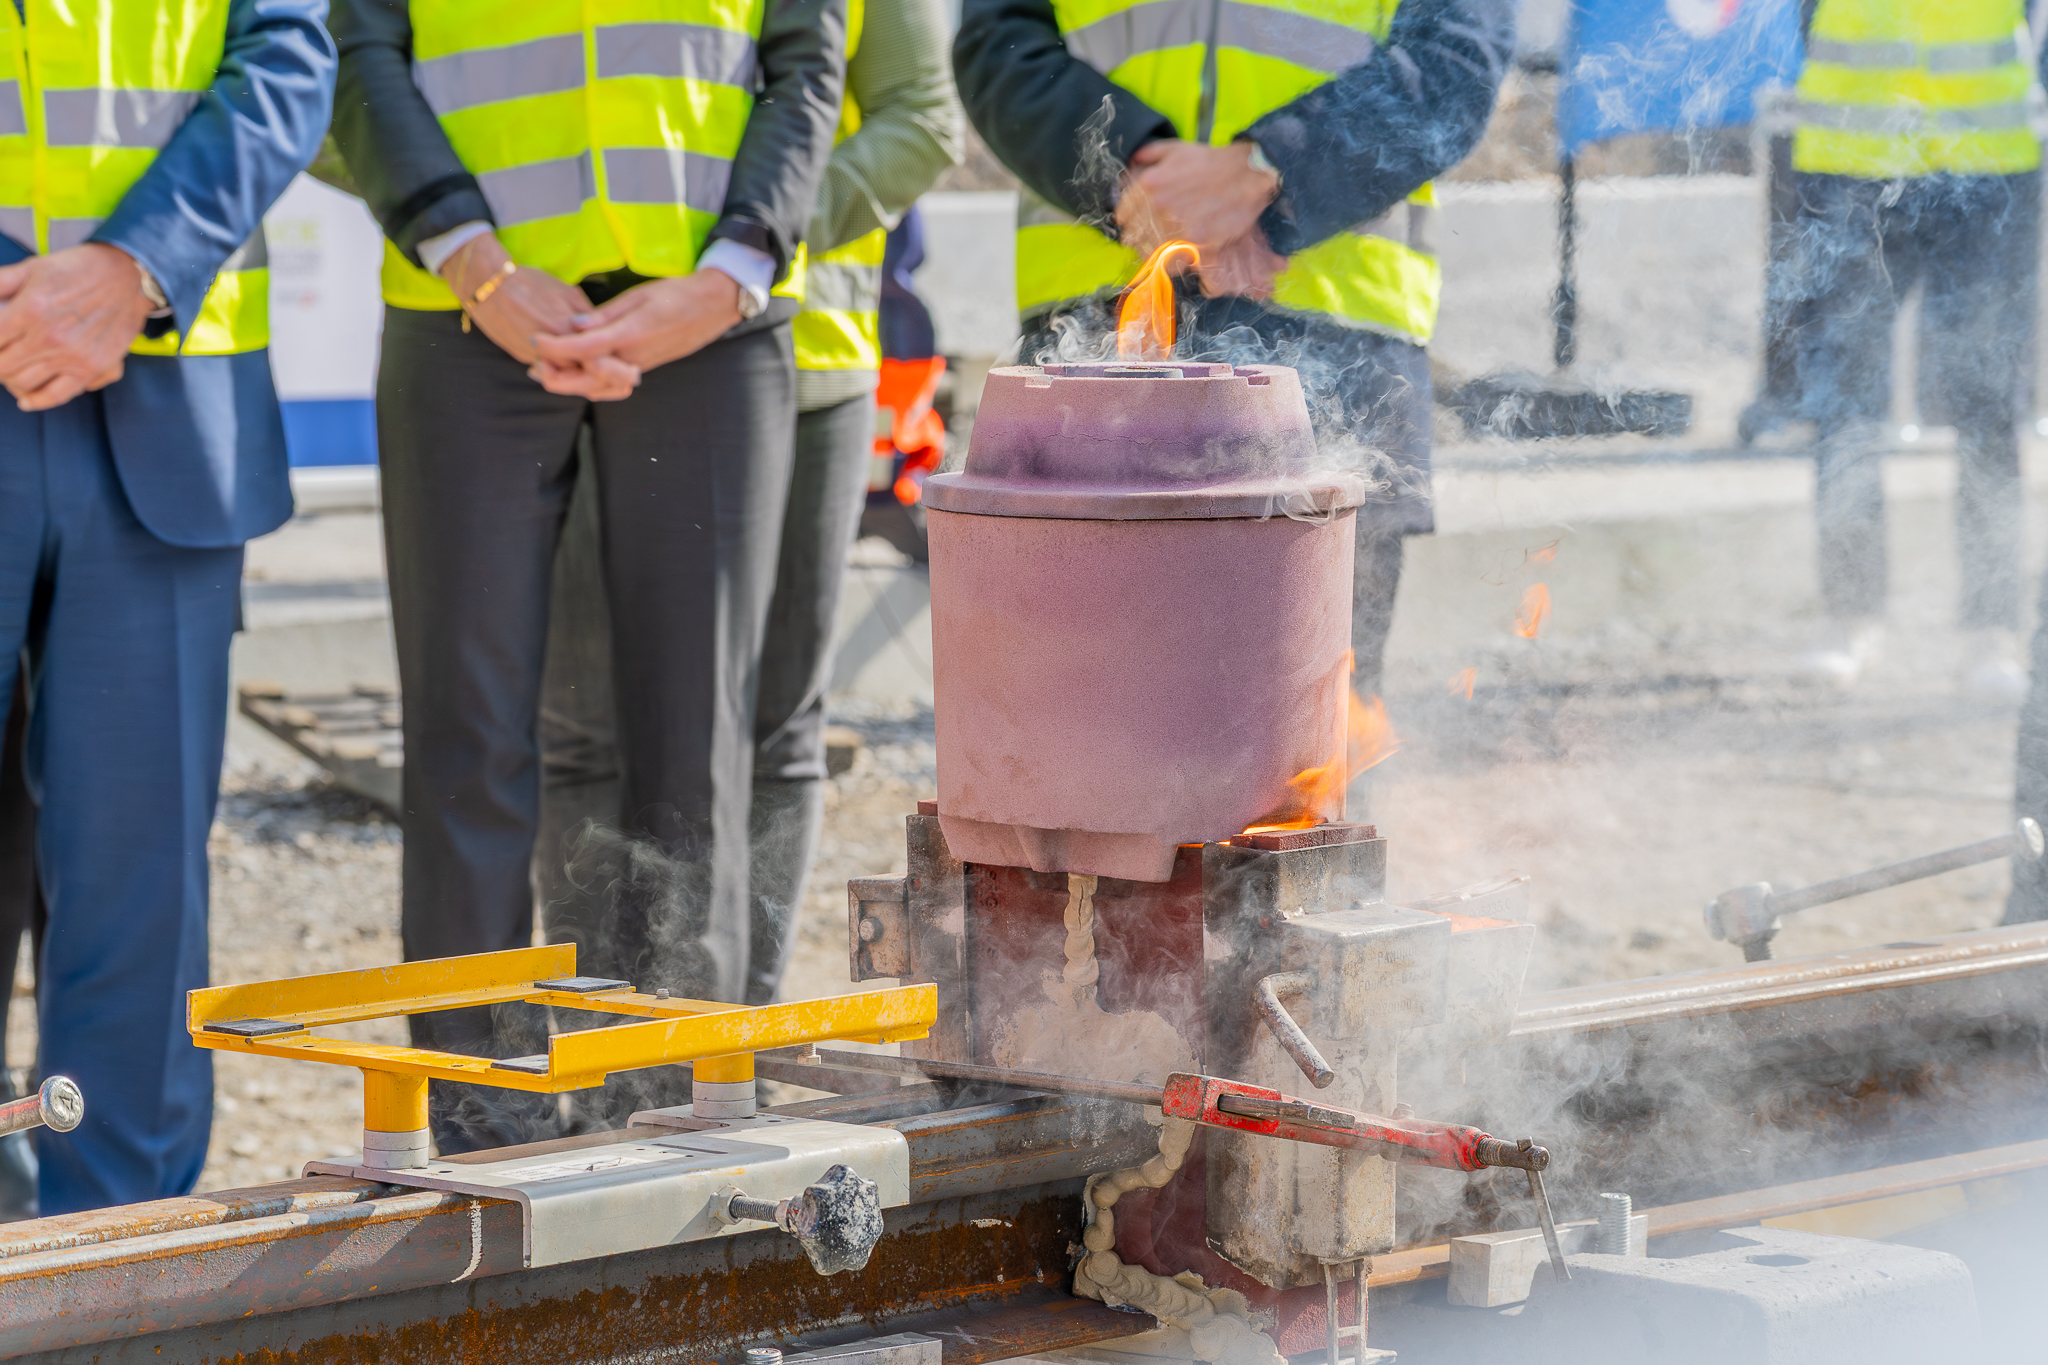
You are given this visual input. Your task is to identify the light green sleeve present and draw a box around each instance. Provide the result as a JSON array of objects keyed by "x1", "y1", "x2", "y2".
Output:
[{"x1": 808, "y1": 0, "x2": 968, "y2": 254}]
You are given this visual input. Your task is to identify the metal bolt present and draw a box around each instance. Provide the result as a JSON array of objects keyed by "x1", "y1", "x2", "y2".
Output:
[
  {"x1": 858, "y1": 917, "x2": 884, "y2": 943},
  {"x1": 744, "y1": 1346, "x2": 783, "y2": 1365},
  {"x1": 656, "y1": 988, "x2": 670, "y2": 999},
  {"x1": 1596, "y1": 1192, "x2": 1632, "y2": 1255},
  {"x1": 0, "y1": 1076, "x2": 84, "y2": 1139}
]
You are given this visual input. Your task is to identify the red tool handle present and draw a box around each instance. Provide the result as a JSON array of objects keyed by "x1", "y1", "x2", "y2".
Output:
[{"x1": 1160, "y1": 1072, "x2": 1494, "y2": 1172}]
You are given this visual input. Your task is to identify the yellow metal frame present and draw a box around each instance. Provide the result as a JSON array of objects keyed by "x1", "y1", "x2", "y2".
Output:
[{"x1": 189, "y1": 946, "x2": 935, "y2": 1133}]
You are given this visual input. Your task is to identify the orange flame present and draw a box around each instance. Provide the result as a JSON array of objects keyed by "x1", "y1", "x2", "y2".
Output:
[
  {"x1": 1447, "y1": 666, "x2": 1476, "y2": 700},
  {"x1": 1117, "y1": 240, "x2": 1199, "y2": 360},
  {"x1": 1515, "y1": 583, "x2": 1550, "y2": 639},
  {"x1": 1243, "y1": 658, "x2": 1400, "y2": 835}
]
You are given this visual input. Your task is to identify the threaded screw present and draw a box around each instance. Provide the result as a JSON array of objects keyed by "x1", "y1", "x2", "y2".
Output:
[
  {"x1": 744, "y1": 1347, "x2": 783, "y2": 1365},
  {"x1": 1596, "y1": 1192, "x2": 1632, "y2": 1255}
]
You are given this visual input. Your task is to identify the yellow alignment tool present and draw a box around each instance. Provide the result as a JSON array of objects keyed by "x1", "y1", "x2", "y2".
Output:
[{"x1": 188, "y1": 945, "x2": 935, "y2": 1168}]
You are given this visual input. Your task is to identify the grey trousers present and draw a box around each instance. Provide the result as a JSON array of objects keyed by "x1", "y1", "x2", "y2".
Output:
[
  {"x1": 535, "y1": 391, "x2": 874, "y2": 1121},
  {"x1": 1794, "y1": 172, "x2": 2039, "y2": 627},
  {"x1": 378, "y1": 308, "x2": 796, "y2": 1148}
]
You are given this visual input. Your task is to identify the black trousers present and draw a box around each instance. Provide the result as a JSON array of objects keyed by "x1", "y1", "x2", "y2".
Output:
[
  {"x1": 534, "y1": 393, "x2": 872, "y2": 1006},
  {"x1": 1793, "y1": 171, "x2": 2039, "y2": 627},
  {"x1": 379, "y1": 308, "x2": 795, "y2": 1147}
]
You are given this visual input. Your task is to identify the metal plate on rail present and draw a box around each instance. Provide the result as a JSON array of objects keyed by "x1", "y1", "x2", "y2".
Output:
[{"x1": 305, "y1": 1113, "x2": 909, "y2": 1268}]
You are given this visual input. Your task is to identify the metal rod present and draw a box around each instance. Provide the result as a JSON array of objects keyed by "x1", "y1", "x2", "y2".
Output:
[
  {"x1": 0, "y1": 1078, "x2": 83, "y2": 1139},
  {"x1": 1254, "y1": 971, "x2": 1337, "y2": 1088},
  {"x1": 1355, "y1": 1259, "x2": 1366, "y2": 1354},
  {"x1": 1526, "y1": 1158, "x2": 1571, "y2": 1283},
  {"x1": 799, "y1": 1049, "x2": 1167, "y2": 1106},
  {"x1": 1528, "y1": 1169, "x2": 1570, "y2": 1283},
  {"x1": 1769, "y1": 819, "x2": 2044, "y2": 917},
  {"x1": 1552, "y1": 153, "x2": 1578, "y2": 369},
  {"x1": 1323, "y1": 1262, "x2": 1339, "y2": 1365},
  {"x1": 726, "y1": 1191, "x2": 785, "y2": 1226}
]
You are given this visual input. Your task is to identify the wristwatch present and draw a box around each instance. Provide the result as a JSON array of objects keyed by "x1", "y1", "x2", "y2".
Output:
[{"x1": 734, "y1": 281, "x2": 764, "y2": 320}]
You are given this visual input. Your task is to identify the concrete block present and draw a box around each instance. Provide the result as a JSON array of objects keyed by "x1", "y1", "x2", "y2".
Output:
[
  {"x1": 1514, "y1": 1226, "x2": 1978, "y2": 1365},
  {"x1": 1282, "y1": 902, "x2": 1450, "y2": 1040},
  {"x1": 1404, "y1": 880, "x2": 1535, "y2": 1047},
  {"x1": 1448, "y1": 1214, "x2": 1647, "y2": 1307}
]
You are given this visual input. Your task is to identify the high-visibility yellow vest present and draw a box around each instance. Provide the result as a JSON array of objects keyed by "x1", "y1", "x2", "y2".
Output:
[
  {"x1": 1016, "y1": 0, "x2": 1440, "y2": 344},
  {"x1": 0, "y1": 0, "x2": 268, "y2": 356},
  {"x1": 381, "y1": 0, "x2": 769, "y2": 309},
  {"x1": 1795, "y1": 0, "x2": 2041, "y2": 178},
  {"x1": 792, "y1": 0, "x2": 883, "y2": 377}
]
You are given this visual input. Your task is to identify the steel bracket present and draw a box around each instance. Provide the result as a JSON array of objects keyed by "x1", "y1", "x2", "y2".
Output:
[
  {"x1": 849, "y1": 875, "x2": 911, "y2": 980},
  {"x1": 305, "y1": 1113, "x2": 910, "y2": 1269}
]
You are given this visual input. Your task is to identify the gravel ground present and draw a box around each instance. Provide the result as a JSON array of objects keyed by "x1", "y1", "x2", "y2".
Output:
[{"x1": 0, "y1": 611, "x2": 2025, "y2": 1194}]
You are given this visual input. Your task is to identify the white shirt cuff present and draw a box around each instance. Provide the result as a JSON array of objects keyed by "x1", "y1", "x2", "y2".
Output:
[
  {"x1": 698, "y1": 238, "x2": 776, "y2": 315},
  {"x1": 418, "y1": 220, "x2": 493, "y2": 277}
]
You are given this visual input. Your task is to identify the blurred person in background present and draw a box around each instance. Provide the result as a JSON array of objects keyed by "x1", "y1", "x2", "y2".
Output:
[
  {"x1": 531, "y1": 0, "x2": 963, "y2": 1119},
  {"x1": 330, "y1": 0, "x2": 847, "y2": 1151},
  {"x1": 952, "y1": 0, "x2": 1514, "y2": 743},
  {"x1": 1788, "y1": 0, "x2": 2047, "y2": 692},
  {"x1": 0, "y1": 0, "x2": 333, "y2": 1211}
]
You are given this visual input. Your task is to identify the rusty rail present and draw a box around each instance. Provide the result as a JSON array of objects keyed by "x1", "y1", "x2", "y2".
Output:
[{"x1": 11, "y1": 924, "x2": 2048, "y2": 1363}]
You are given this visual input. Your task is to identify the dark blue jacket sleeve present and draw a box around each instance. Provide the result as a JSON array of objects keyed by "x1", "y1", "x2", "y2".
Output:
[
  {"x1": 954, "y1": 0, "x2": 1173, "y2": 224},
  {"x1": 91, "y1": 0, "x2": 337, "y2": 333},
  {"x1": 1247, "y1": 0, "x2": 1513, "y2": 253}
]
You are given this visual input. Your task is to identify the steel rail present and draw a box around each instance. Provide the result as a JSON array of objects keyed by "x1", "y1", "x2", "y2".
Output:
[
  {"x1": 791, "y1": 1048, "x2": 1167, "y2": 1105},
  {"x1": 1364, "y1": 1133, "x2": 2048, "y2": 1290},
  {"x1": 0, "y1": 1092, "x2": 1159, "y2": 1362},
  {"x1": 1510, "y1": 920, "x2": 2048, "y2": 1037},
  {"x1": 10, "y1": 929, "x2": 2048, "y2": 1361}
]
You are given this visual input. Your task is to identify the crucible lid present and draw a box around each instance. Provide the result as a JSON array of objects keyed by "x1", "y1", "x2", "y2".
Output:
[{"x1": 921, "y1": 362, "x2": 1366, "y2": 520}]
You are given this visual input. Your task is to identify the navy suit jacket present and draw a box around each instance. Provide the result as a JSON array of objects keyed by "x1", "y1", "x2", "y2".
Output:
[{"x1": 0, "y1": 0, "x2": 336, "y2": 549}]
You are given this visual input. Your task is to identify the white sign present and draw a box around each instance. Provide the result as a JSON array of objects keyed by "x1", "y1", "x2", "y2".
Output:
[{"x1": 265, "y1": 173, "x2": 385, "y2": 402}]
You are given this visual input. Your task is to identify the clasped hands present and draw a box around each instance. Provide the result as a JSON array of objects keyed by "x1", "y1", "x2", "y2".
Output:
[
  {"x1": 445, "y1": 231, "x2": 742, "y2": 400},
  {"x1": 0, "y1": 243, "x2": 157, "y2": 412},
  {"x1": 1114, "y1": 139, "x2": 1286, "y2": 299}
]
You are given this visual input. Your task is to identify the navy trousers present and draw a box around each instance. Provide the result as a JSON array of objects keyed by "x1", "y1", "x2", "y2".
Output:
[{"x1": 0, "y1": 391, "x2": 240, "y2": 1213}]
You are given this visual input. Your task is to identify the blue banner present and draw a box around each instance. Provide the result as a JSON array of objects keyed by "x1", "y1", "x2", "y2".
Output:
[{"x1": 1558, "y1": 0, "x2": 1804, "y2": 157}]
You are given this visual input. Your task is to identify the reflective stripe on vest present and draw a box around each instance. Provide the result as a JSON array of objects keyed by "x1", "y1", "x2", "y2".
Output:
[
  {"x1": 1020, "y1": 0, "x2": 1438, "y2": 343},
  {"x1": 792, "y1": 0, "x2": 882, "y2": 376},
  {"x1": 413, "y1": 26, "x2": 758, "y2": 112},
  {"x1": 1065, "y1": 0, "x2": 1376, "y2": 83},
  {"x1": 381, "y1": 0, "x2": 767, "y2": 310},
  {"x1": 0, "y1": 0, "x2": 266, "y2": 354},
  {"x1": 1794, "y1": 0, "x2": 2040, "y2": 177},
  {"x1": 1805, "y1": 35, "x2": 2020, "y2": 71}
]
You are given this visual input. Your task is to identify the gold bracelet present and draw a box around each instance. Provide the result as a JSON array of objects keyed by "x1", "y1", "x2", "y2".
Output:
[{"x1": 468, "y1": 260, "x2": 516, "y2": 307}]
